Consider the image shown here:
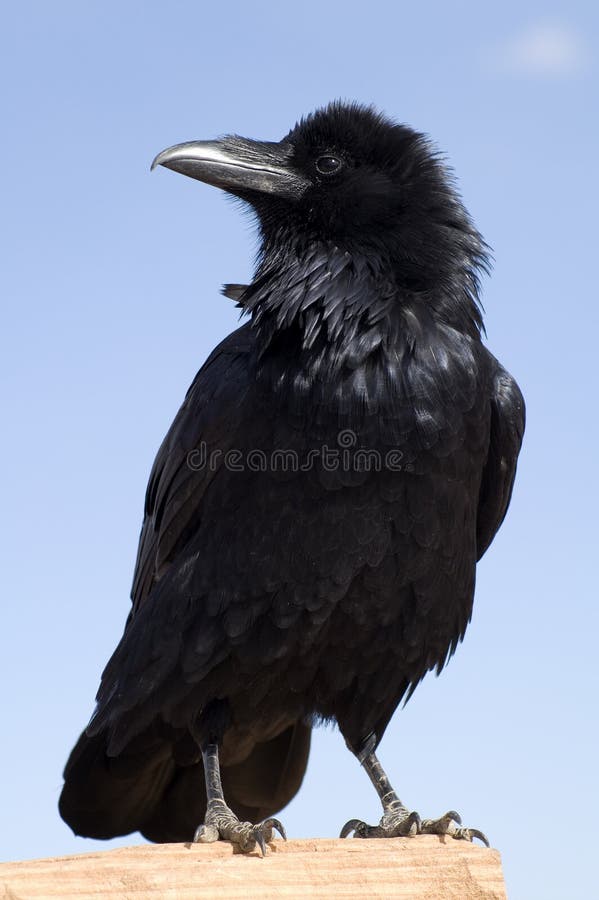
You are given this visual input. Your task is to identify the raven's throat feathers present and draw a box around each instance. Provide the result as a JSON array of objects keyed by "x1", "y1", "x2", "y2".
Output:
[{"x1": 242, "y1": 241, "x2": 486, "y2": 374}]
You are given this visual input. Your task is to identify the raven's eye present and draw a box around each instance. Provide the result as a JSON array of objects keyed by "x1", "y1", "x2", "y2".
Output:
[{"x1": 315, "y1": 155, "x2": 343, "y2": 175}]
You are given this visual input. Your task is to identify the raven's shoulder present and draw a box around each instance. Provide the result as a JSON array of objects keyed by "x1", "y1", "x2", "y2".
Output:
[{"x1": 130, "y1": 324, "x2": 256, "y2": 613}]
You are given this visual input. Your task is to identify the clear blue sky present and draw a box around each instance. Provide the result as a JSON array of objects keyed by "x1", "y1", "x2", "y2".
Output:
[{"x1": 2, "y1": 3, "x2": 597, "y2": 898}]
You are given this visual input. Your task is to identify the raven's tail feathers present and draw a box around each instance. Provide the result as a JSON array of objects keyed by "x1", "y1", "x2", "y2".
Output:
[{"x1": 58, "y1": 721, "x2": 311, "y2": 842}]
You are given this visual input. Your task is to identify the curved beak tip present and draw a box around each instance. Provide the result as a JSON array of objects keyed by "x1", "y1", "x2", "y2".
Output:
[{"x1": 148, "y1": 139, "x2": 307, "y2": 199}]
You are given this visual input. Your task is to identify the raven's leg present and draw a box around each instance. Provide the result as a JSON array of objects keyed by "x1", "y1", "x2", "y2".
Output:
[
  {"x1": 193, "y1": 741, "x2": 286, "y2": 856},
  {"x1": 340, "y1": 747, "x2": 489, "y2": 845}
]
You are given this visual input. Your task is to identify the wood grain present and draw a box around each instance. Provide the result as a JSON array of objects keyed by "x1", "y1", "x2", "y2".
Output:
[{"x1": 1, "y1": 837, "x2": 507, "y2": 899}]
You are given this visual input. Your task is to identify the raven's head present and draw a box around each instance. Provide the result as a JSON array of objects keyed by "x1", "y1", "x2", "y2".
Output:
[{"x1": 153, "y1": 101, "x2": 487, "y2": 319}]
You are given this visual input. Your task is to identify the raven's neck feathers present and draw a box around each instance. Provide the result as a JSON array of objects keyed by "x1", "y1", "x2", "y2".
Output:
[{"x1": 240, "y1": 240, "x2": 485, "y2": 376}]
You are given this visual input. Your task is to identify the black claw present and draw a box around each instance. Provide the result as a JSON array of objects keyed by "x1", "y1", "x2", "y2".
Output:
[
  {"x1": 405, "y1": 811, "x2": 421, "y2": 834},
  {"x1": 255, "y1": 830, "x2": 267, "y2": 857},
  {"x1": 267, "y1": 817, "x2": 287, "y2": 840},
  {"x1": 340, "y1": 818, "x2": 362, "y2": 838},
  {"x1": 465, "y1": 828, "x2": 490, "y2": 847}
]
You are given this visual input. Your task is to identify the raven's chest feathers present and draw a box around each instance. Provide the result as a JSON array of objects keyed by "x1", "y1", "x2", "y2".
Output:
[{"x1": 244, "y1": 246, "x2": 490, "y2": 467}]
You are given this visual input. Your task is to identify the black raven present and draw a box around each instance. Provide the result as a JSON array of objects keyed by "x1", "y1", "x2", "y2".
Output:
[{"x1": 59, "y1": 102, "x2": 524, "y2": 854}]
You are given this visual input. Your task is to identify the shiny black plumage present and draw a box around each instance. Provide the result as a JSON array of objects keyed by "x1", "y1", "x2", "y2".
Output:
[{"x1": 59, "y1": 103, "x2": 524, "y2": 843}]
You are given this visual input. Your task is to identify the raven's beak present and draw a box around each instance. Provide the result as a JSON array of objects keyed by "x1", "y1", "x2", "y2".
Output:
[{"x1": 151, "y1": 137, "x2": 309, "y2": 200}]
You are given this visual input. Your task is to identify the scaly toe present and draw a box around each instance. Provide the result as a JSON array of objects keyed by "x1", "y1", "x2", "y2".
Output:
[
  {"x1": 452, "y1": 826, "x2": 490, "y2": 847},
  {"x1": 421, "y1": 810, "x2": 489, "y2": 846},
  {"x1": 420, "y1": 810, "x2": 462, "y2": 835},
  {"x1": 340, "y1": 809, "x2": 420, "y2": 839},
  {"x1": 193, "y1": 822, "x2": 219, "y2": 843}
]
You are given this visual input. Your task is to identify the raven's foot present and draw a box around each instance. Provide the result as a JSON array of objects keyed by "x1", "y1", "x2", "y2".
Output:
[
  {"x1": 193, "y1": 801, "x2": 286, "y2": 856},
  {"x1": 341, "y1": 808, "x2": 489, "y2": 846}
]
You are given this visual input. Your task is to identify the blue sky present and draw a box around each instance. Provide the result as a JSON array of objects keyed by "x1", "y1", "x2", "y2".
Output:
[{"x1": 1, "y1": 3, "x2": 598, "y2": 898}]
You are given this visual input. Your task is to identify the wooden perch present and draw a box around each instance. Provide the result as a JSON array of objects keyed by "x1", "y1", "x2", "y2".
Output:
[{"x1": 1, "y1": 836, "x2": 507, "y2": 899}]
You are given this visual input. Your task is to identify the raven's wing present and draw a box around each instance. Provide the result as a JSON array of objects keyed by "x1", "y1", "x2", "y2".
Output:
[
  {"x1": 476, "y1": 358, "x2": 525, "y2": 559},
  {"x1": 130, "y1": 324, "x2": 254, "y2": 615},
  {"x1": 89, "y1": 319, "x2": 299, "y2": 747},
  {"x1": 61, "y1": 322, "x2": 313, "y2": 839}
]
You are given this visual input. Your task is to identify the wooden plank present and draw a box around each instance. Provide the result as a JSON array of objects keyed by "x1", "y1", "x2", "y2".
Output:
[{"x1": 0, "y1": 837, "x2": 507, "y2": 899}]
